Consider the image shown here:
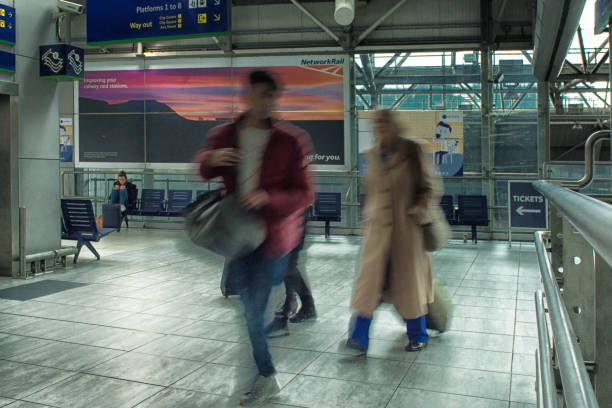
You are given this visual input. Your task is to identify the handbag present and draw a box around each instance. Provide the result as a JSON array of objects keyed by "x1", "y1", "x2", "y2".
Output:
[
  {"x1": 422, "y1": 205, "x2": 450, "y2": 252},
  {"x1": 425, "y1": 280, "x2": 451, "y2": 332},
  {"x1": 184, "y1": 190, "x2": 266, "y2": 260}
]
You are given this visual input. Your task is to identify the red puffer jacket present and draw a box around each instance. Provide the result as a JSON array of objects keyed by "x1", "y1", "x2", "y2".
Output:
[{"x1": 194, "y1": 115, "x2": 314, "y2": 258}]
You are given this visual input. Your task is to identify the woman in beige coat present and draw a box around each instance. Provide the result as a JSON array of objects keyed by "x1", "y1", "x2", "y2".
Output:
[{"x1": 347, "y1": 109, "x2": 438, "y2": 352}]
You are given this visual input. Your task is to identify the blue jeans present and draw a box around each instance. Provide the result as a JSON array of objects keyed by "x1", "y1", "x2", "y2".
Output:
[
  {"x1": 110, "y1": 189, "x2": 128, "y2": 206},
  {"x1": 227, "y1": 249, "x2": 289, "y2": 377}
]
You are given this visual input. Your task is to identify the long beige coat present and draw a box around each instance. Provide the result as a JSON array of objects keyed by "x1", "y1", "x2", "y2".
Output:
[{"x1": 351, "y1": 138, "x2": 439, "y2": 320}]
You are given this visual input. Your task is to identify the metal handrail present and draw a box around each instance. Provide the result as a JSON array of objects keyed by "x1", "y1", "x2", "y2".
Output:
[
  {"x1": 561, "y1": 130, "x2": 610, "y2": 188},
  {"x1": 533, "y1": 180, "x2": 612, "y2": 268},
  {"x1": 535, "y1": 289, "x2": 559, "y2": 408},
  {"x1": 534, "y1": 231, "x2": 599, "y2": 408}
]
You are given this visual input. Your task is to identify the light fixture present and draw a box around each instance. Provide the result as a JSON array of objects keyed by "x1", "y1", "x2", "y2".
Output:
[{"x1": 335, "y1": 0, "x2": 355, "y2": 26}]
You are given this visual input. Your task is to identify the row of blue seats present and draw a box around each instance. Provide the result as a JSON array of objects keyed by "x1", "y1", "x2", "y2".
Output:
[
  {"x1": 440, "y1": 194, "x2": 489, "y2": 243},
  {"x1": 126, "y1": 189, "x2": 208, "y2": 216}
]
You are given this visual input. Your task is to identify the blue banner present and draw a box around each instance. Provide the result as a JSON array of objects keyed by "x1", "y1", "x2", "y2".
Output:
[
  {"x1": 87, "y1": 0, "x2": 230, "y2": 45},
  {"x1": 0, "y1": 4, "x2": 15, "y2": 45},
  {"x1": 0, "y1": 50, "x2": 15, "y2": 73},
  {"x1": 509, "y1": 181, "x2": 547, "y2": 229}
]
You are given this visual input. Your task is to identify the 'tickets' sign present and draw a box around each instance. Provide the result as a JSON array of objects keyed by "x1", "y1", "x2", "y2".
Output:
[
  {"x1": 40, "y1": 45, "x2": 84, "y2": 81},
  {"x1": 509, "y1": 181, "x2": 547, "y2": 229}
]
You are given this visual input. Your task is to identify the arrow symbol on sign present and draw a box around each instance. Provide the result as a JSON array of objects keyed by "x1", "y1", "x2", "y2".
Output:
[
  {"x1": 516, "y1": 206, "x2": 541, "y2": 216},
  {"x1": 214, "y1": 14, "x2": 221, "y2": 21}
]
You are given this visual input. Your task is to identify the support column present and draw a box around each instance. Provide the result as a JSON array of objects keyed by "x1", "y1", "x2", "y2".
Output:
[
  {"x1": 480, "y1": 47, "x2": 493, "y2": 233},
  {"x1": 537, "y1": 81, "x2": 550, "y2": 179},
  {"x1": 348, "y1": 54, "x2": 359, "y2": 230}
]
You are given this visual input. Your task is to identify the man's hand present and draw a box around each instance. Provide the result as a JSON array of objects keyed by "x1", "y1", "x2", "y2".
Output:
[
  {"x1": 207, "y1": 148, "x2": 240, "y2": 167},
  {"x1": 240, "y1": 189, "x2": 269, "y2": 210}
]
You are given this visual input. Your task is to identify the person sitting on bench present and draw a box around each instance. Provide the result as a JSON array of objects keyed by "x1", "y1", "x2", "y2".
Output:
[{"x1": 110, "y1": 171, "x2": 138, "y2": 212}]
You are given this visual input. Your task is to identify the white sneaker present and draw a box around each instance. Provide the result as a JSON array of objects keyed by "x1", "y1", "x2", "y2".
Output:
[{"x1": 239, "y1": 375, "x2": 280, "y2": 406}]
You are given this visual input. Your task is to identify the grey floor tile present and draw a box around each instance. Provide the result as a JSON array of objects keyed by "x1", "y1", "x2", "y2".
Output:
[
  {"x1": 109, "y1": 313, "x2": 196, "y2": 334},
  {"x1": 174, "y1": 363, "x2": 294, "y2": 397},
  {"x1": 510, "y1": 403, "x2": 536, "y2": 408},
  {"x1": 451, "y1": 296, "x2": 516, "y2": 311},
  {"x1": 4, "y1": 402, "x2": 51, "y2": 408},
  {"x1": 515, "y1": 322, "x2": 537, "y2": 338},
  {"x1": 401, "y1": 363, "x2": 511, "y2": 401},
  {"x1": 447, "y1": 317, "x2": 515, "y2": 336},
  {"x1": 85, "y1": 351, "x2": 204, "y2": 386},
  {"x1": 7, "y1": 341, "x2": 123, "y2": 371},
  {"x1": 212, "y1": 343, "x2": 320, "y2": 374},
  {"x1": 301, "y1": 352, "x2": 410, "y2": 387},
  {"x1": 386, "y1": 388, "x2": 508, "y2": 408},
  {"x1": 516, "y1": 310, "x2": 536, "y2": 323},
  {"x1": 276, "y1": 374, "x2": 396, "y2": 408},
  {"x1": 416, "y1": 345, "x2": 512, "y2": 373},
  {"x1": 434, "y1": 331, "x2": 514, "y2": 352},
  {"x1": 63, "y1": 326, "x2": 164, "y2": 351},
  {"x1": 511, "y1": 375, "x2": 537, "y2": 404},
  {"x1": 135, "y1": 335, "x2": 237, "y2": 362},
  {"x1": 454, "y1": 287, "x2": 517, "y2": 300},
  {"x1": 516, "y1": 299, "x2": 535, "y2": 311},
  {"x1": 5, "y1": 318, "x2": 97, "y2": 341},
  {"x1": 267, "y1": 330, "x2": 343, "y2": 352},
  {"x1": 175, "y1": 321, "x2": 250, "y2": 343},
  {"x1": 450, "y1": 305, "x2": 516, "y2": 321},
  {"x1": 514, "y1": 336, "x2": 538, "y2": 355},
  {"x1": 134, "y1": 388, "x2": 241, "y2": 408},
  {"x1": 0, "y1": 398, "x2": 13, "y2": 407},
  {"x1": 0, "y1": 335, "x2": 55, "y2": 359},
  {"x1": 460, "y1": 279, "x2": 515, "y2": 290},
  {"x1": 0, "y1": 361, "x2": 73, "y2": 399},
  {"x1": 24, "y1": 373, "x2": 163, "y2": 408},
  {"x1": 512, "y1": 353, "x2": 536, "y2": 376}
]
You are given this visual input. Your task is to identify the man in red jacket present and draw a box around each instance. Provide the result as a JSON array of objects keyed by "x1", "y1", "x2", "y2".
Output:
[{"x1": 195, "y1": 70, "x2": 314, "y2": 406}]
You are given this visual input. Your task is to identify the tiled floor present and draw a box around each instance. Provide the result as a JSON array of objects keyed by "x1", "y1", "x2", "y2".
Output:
[{"x1": 0, "y1": 230, "x2": 538, "y2": 407}]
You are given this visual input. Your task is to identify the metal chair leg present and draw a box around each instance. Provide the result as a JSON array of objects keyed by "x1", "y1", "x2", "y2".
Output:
[
  {"x1": 74, "y1": 239, "x2": 84, "y2": 264},
  {"x1": 84, "y1": 241, "x2": 100, "y2": 260}
]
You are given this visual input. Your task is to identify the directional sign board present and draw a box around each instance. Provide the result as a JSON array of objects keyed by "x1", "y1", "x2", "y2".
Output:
[
  {"x1": 0, "y1": 4, "x2": 15, "y2": 46},
  {"x1": 509, "y1": 181, "x2": 547, "y2": 229},
  {"x1": 87, "y1": 0, "x2": 230, "y2": 45}
]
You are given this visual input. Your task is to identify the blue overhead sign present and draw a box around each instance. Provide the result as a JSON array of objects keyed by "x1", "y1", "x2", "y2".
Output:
[
  {"x1": 87, "y1": 0, "x2": 230, "y2": 45},
  {"x1": 596, "y1": 0, "x2": 612, "y2": 34},
  {"x1": 0, "y1": 4, "x2": 15, "y2": 45},
  {"x1": 0, "y1": 50, "x2": 14, "y2": 73},
  {"x1": 509, "y1": 181, "x2": 547, "y2": 229}
]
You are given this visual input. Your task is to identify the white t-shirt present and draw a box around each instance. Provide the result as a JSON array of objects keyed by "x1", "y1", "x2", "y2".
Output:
[{"x1": 237, "y1": 126, "x2": 271, "y2": 195}]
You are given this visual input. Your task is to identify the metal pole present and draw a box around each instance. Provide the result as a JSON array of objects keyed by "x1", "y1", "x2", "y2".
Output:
[
  {"x1": 534, "y1": 231, "x2": 599, "y2": 408},
  {"x1": 19, "y1": 207, "x2": 26, "y2": 279},
  {"x1": 534, "y1": 180, "x2": 612, "y2": 268},
  {"x1": 535, "y1": 289, "x2": 559, "y2": 408},
  {"x1": 560, "y1": 130, "x2": 610, "y2": 188},
  {"x1": 537, "y1": 81, "x2": 551, "y2": 179}
]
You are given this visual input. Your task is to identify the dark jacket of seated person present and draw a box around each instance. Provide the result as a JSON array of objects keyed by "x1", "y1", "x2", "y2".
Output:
[{"x1": 110, "y1": 172, "x2": 138, "y2": 210}]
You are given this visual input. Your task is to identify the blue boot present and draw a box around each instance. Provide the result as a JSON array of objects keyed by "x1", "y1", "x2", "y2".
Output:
[
  {"x1": 346, "y1": 315, "x2": 371, "y2": 352},
  {"x1": 405, "y1": 316, "x2": 428, "y2": 352}
]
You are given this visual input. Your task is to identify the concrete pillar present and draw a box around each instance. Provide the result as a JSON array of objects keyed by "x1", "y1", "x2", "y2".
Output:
[{"x1": 480, "y1": 47, "x2": 494, "y2": 235}]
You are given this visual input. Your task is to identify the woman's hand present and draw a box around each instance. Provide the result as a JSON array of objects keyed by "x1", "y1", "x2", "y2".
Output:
[
  {"x1": 113, "y1": 185, "x2": 120, "y2": 191},
  {"x1": 119, "y1": 185, "x2": 126, "y2": 190},
  {"x1": 240, "y1": 189, "x2": 269, "y2": 210}
]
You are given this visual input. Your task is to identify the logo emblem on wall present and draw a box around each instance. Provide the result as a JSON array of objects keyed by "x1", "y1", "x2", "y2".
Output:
[
  {"x1": 67, "y1": 50, "x2": 83, "y2": 75},
  {"x1": 42, "y1": 49, "x2": 63, "y2": 73}
]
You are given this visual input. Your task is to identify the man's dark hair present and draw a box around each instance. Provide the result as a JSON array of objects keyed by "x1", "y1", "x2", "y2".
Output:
[{"x1": 248, "y1": 70, "x2": 278, "y2": 92}]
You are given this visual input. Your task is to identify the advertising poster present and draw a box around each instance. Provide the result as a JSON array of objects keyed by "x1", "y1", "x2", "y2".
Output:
[
  {"x1": 60, "y1": 118, "x2": 73, "y2": 163},
  {"x1": 78, "y1": 56, "x2": 346, "y2": 167},
  {"x1": 357, "y1": 110, "x2": 464, "y2": 177}
]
